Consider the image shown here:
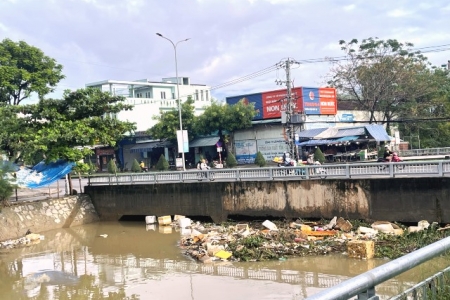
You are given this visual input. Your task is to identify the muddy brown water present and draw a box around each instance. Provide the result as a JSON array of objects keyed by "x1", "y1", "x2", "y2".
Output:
[{"x1": 0, "y1": 221, "x2": 448, "y2": 300}]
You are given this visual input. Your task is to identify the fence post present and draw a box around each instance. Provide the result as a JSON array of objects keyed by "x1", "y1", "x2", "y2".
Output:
[
  {"x1": 438, "y1": 161, "x2": 443, "y2": 177},
  {"x1": 345, "y1": 164, "x2": 350, "y2": 179}
]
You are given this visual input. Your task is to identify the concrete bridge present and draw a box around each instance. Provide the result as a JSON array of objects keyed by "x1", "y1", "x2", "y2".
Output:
[{"x1": 85, "y1": 176, "x2": 450, "y2": 223}]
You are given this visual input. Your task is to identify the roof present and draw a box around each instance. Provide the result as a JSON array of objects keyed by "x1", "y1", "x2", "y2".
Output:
[
  {"x1": 365, "y1": 124, "x2": 391, "y2": 142},
  {"x1": 189, "y1": 136, "x2": 220, "y2": 148},
  {"x1": 129, "y1": 140, "x2": 172, "y2": 153},
  {"x1": 296, "y1": 124, "x2": 390, "y2": 145}
]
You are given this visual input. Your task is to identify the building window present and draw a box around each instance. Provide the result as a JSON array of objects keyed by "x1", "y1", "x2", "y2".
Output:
[
  {"x1": 145, "y1": 91, "x2": 153, "y2": 98},
  {"x1": 172, "y1": 92, "x2": 175, "y2": 99},
  {"x1": 136, "y1": 93, "x2": 142, "y2": 98},
  {"x1": 195, "y1": 90, "x2": 199, "y2": 101},
  {"x1": 201, "y1": 90, "x2": 204, "y2": 101},
  {"x1": 161, "y1": 91, "x2": 166, "y2": 99},
  {"x1": 205, "y1": 90, "x2": 209, "y2": 101}
]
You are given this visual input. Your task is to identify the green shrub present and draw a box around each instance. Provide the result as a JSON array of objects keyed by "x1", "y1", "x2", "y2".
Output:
[
  {"x1": 226, "y1": 152, "x2": 237, "y2": 168},
  {"x1": 107, "y1": 159, "x2": 118, "y2": 174},
  {"x1": 0, "y1": 162, "x2": 15, "y2": 206},
  {"x1": 131, "y1": 159, "x2": 141, "y2": 173},
  {"x1": 254, "y1": 151, "x2": 266, "y2": 167},
  {"x1": 314, "y1": 147, "x2": 325, "y2": 164},
  {"x1": 155, "y1": 154, "x2": 169, "y2": 171}
]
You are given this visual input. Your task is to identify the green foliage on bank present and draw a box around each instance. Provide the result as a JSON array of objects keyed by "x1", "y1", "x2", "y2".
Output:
[
  {"x1": 155, "y1": 155, "x2": 169, "y2": 171},
  {"x1": 131, "y1": 159, "x2": 141, "y2": 173},
  {"x1": 226, "y1": 152, "x2": 237, "y2": 168},
  {"x1": 314, "y1": 148, "x2": 325, "y2": 164},
  {"x1": 107, "y1": 159, "x2": 118, "y2": 174},
  {"x1": 254, "y1": 151, "x2": 266, "y2": 167}
]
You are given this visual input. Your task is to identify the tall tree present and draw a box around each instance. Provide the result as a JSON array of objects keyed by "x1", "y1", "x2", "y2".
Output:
[
  {"x1": 327, "y1": 37, "x2": 438, "y2": 131},
  {"x1": 399, "y1": 67, "x2": 450, "y2": 148},
  {"x1": 0, "y1": 88, "x2": 136, "y2": 164},
  {"x1": 195, "y1": 99, "x2": 256, "y2": 151},
  {"x1": 147, "y1": 97, "x2": 198, "y2": 142},
  {"x1": 0, "y1": 38, "x2": 64, "y2": 105}
]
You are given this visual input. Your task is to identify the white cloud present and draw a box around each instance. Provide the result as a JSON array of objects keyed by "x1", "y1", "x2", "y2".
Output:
[
  {"x1": 343, "y1": 4, "x2": 356, "y2": 11},
  {"x1": 387, "y1": 8, "x2": 413, "y2": 17},
  {"x1": 0, "y1": 0, "x2": 449, "y2": 101}
]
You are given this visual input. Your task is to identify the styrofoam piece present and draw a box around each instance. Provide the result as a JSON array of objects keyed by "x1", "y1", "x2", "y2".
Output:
[
  {"x1": 145, "y1": 216, "x2": 156, "y2": 224},
  {"x1": 179, "y1": 217, "x2": 191, "y2": 229},
  {"x1": 158, "y1": 215, "x2": 172, "y2": 226},
  {"x1": 262, "y1": 220, "x2": 278, "y2": 231},
  {"x1": 146, "y1": 224, "x2": 156, "y2": 231}
]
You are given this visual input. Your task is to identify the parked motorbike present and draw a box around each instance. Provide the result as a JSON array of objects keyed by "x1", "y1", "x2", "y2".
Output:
[{"x1": 377, "y1": 152, "x2": 404, "y2": 170}]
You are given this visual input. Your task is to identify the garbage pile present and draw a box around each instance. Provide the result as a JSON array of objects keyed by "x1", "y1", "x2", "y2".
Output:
[
  {"x1": 161, "y1": 216, "x2": 445, "y2": 263},
  {"x1": 0, "y1": 233, "x2": 44, "y2": 249}
]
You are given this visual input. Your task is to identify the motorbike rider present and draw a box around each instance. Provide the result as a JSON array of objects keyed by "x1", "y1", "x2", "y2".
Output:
[{"x1": 383, "y1": 146, "x2": 393, "y2": 162}]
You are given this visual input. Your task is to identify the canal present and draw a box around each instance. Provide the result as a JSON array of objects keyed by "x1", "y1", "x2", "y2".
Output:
[{"x1": 0, "y1": 220, "x2": 448, "y2": 300}]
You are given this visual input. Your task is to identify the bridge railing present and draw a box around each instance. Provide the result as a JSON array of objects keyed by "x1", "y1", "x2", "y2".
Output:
[
  {"x1": 399, "y1": 147, "x2": 450, "y2": 157},
  {"x1": 87, "y1": 160, "x2": 450, "y2": 185},
  {"x1": 306, "y1": 236, "x2": 450, "y2": 300}
]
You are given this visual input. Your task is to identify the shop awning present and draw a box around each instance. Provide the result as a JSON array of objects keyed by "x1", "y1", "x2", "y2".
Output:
[
  {"x1": 295, "y1": 136, "x2": 360, "y2": 146},
  {"x1": 365, "y1": 124, "x2": 391, "y2": 142},
  {"x1": 130, "y1": 141, "x2": 172, "y2": 153},
  {"x1": 189, "y1": 136, "x2": 220, "y2": 148}
]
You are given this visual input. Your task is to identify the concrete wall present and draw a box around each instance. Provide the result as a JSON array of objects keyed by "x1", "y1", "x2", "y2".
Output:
[
  {"x1": 0, "y1": 195, "x2": 99, "y2": 242},
  {"x1": 85, "y1": 178, "x2": 450, "y2": 223}
]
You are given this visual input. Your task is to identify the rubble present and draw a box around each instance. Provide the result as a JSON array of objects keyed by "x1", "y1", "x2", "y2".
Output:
[
  {"x1": 0, "y1": 233, "x2": 44, "y2": 249},
  {"x1": 172, "y1": 217, "x2": 450, "y2": 263}
]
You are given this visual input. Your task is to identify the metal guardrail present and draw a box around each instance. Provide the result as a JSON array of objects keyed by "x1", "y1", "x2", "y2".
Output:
[
  {"x1": 88, "y1": 160, "x2": 450, "y2": 185},
  {"x1": 399, "y1": 147, "x2": 450, "y2": 157},
  {"x1": 306, "y1": 236, "x2": 450, "y2": 300}
]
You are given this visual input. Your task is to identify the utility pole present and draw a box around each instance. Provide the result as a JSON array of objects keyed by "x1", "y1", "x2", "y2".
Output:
[{"x1": 276, "y1": 58, "x2": 305, "y2": 161}]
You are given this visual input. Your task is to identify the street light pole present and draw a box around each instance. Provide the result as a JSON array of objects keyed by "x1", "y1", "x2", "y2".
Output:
[{"x1": 156, "y1": 33, "x2": 190, "y2": 171}]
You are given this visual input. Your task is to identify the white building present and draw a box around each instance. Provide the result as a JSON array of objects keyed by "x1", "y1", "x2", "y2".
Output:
[{"x1": 86, "y1": 77, "x2": 211, "y2": 132}]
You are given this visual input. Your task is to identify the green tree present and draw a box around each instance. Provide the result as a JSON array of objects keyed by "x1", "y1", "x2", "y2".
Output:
[
  {"x1": 0, "y1": 38, "x2": 64, "y2": 105},
  {"x1": 0, "y1": 161, "x2": 15, "y2": 206},
  {"x1": 314, "y1": 148, "x2": 325, "y2": 164},
  {"x1": 131, "y1": 159, "x2": 141, "y2": 173},
  {"x1": 148, "y1": 97, "x2": 198, "y2": 144},
  {"x1": 0, "y1": 88, "x2": 135, "y2": 164},
  {"x1": 327, "y1": 37, "x2": 438, "y2": 131},
  {"x1": 0, "y1": 88, "x2": 136, "y2": 194},
  {"x1": 226, "y1": 152, "x2": 237, "y2": 168},
  {"x1": 399, "y1": 67, "x2": 450, "y2": 148},
  {"x1": 254, "y1": 151, "x2": 266, "y2": 167},
  {"x1": 196, "y1": 100, "x2": 256, "y2": 151},
  {"x1": 155, "y1": 154, "x2": 169, "y2": 171},
  {"x1": 107, "y1": 159, "x2": 118, "y2": 174}
]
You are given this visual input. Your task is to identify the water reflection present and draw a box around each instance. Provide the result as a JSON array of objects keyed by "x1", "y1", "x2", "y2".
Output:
[{"x1": 0, "y1": 221, "x2": 448, "y2": 300}]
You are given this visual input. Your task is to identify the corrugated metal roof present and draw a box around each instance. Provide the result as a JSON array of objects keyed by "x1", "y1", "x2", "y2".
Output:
[
  {"x1": 297, "y1": 128, "x2": 328, "y2": 138},
  {"x1": 129, "y1": 141, "x2": 172, "y2": 153},
  {"x1": 365, "y1": 124, "x2": 391, "y2": 142},
  {"x1": 189, "y1": 136, "x2": 220, "y2": 148},
  {"x1": 334, "y1": 127, "x2": 366, "y2": 138}
]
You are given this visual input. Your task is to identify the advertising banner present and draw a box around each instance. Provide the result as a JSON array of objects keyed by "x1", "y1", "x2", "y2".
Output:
[
  {"x1": 176, "y1": 130, "x2": 189, "y2": 153},
  {"x1": 256, "y1": 138, "x2": 287, "y2": 161},
  {"x1": 318, "y1": 88, "x2": 337, "y2": 115},
  {"x1": 225, "y1": 93, "x2": 263, "y2": 120},
  {"x1": 302, "y1": 87, "x2": 321, "y2": 114},
  {"x1": 226, "y1": 86, "x2": 336, "y2": 120},
  {"x1": 261, "y1": 87, "x2": 302, "y2": 119},
  {"x1": 235, "y1": 139, "x2": 257, "y2": 164}
]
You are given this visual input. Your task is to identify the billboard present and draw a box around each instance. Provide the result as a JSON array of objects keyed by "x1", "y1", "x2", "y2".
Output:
[
  {"x1": 226, "y1": 86, "x2": 337, "y2": 121},
  {"x1": 225, "y1": 93, "x2": 263, "y2": 120},
  {"x1": 261, "y1": 87, "x2": 303, "y2": 119},
  {"x1": 235, "y1": 139, "x2": 257, "y2": 164}
]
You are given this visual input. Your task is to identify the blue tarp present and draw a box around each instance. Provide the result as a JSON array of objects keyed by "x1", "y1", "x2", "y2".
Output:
[{"x1": 14, "y1": 159, "x2": 75, "y2": 189}]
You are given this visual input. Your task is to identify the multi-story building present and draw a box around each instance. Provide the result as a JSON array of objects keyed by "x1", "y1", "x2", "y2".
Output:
[
  {"x1": 86, "y1": 77, "x2": 211, "y2": 132},
  {"x1": 85, "y1": 77, "x2": 212, "y2": 171}
]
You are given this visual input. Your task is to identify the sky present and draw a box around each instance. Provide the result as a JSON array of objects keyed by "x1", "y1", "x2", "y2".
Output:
[{"x1": 1, "y1": 0, "x2": 450, "y2": 103}]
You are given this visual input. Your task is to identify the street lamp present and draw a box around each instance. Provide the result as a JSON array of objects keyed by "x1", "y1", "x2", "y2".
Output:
[{"x1": 156, "y1": 33, "x2": 190, "y2": 171}]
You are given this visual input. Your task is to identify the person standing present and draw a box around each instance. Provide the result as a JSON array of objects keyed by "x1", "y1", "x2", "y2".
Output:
[{"x1": 383, "y1": 146, "x2": 393, "y2": 162}]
